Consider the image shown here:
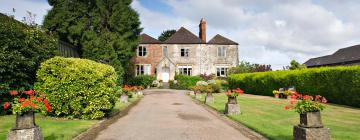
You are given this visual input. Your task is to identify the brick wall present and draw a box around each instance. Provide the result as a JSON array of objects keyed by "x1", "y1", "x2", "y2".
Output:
[{"x1": 131, "y1": 44, "x2": 162, "y2": 75}]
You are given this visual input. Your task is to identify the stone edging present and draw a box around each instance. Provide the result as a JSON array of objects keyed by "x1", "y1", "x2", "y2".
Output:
[
  {"x1": 72, "y1": 97, "x2": 142, "y2": 140},
  {"x1": 189, "y1": 95, "x2": 268, "y2": 140}
]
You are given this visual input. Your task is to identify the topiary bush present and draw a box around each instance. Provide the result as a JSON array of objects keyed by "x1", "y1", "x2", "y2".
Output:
[
  {"x1": 34, "y1": 57, "x2": 118, "y2": 119},
  {"x1": 127, "y1": 75, "x2": 156, "y2": 87},
  {"x1": 228, "y1": 66, "x2": 360, "y2": 107}
]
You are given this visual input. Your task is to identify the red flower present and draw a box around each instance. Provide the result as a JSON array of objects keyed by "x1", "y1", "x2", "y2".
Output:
[
  {"x1": 224, "y1": 90, "x2": 232, "y2": 95},
  {"x1": 9, "y1": 90, "x2": 18, "y2": 96},
  {"x1": 18, "y1": 98, "x2": 26, "y2": 102},
  {"x1": 3, "y1": 102, "x2": 10, "y2": 110},
  {"x1": 43, "y1": 99, "x2": 51, "y2": 112},
  {"x1": 303, "y1": 95, "x2": 313, "y2": 100},
  {"x1": 284, "y1": 106, "x2": 291, "y2": 110},
  {"x1": 23, "y1": 90, "x2": 34, "y2": 96},
  {"x1": 233, "y1": 88, "x2": 244, "y2": 94},
  {"x1": 21, "y1": 101, "x2": 31, "y2": 107}
]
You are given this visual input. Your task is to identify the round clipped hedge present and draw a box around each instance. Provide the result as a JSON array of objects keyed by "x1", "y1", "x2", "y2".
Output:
[
  {"x1": 35, "y1": 57, "x2": 117, "y2": 119},
  {"x1": 228, "y1": 66, "x2": 360, "y2": 108}
]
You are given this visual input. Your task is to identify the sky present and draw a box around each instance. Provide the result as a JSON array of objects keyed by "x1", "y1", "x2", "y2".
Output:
[{"x1": 1, "y1": 0, "x2": 360, "y2": 69}]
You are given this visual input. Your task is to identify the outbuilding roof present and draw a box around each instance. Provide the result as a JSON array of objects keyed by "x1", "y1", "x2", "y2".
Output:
[{"x1": 207, "y1": 34, "x2": 238, "y2": 45}]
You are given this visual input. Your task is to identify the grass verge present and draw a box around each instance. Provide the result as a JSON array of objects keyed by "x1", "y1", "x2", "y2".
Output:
[{"x1": 193, "y1": 93, "x2": 360, "y2": 140}]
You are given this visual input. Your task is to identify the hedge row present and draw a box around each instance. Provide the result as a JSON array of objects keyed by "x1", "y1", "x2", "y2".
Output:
[
  {"x1": 35, "y1": 57, "x2": 117, "y2": 119},
  {"x1": 170, "y1": 74, "x2": 202, "y2": 89},
  {"x1": 228, "y1": 66, "x2": 360, "y2": 107},
  {"x1": 127, "y1": 75, "x2": 156, "y2": 87}
]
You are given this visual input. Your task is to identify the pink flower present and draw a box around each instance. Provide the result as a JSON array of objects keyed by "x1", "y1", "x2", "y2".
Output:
[
  {"x1": 321, "y1": 97, "x2": 328, "y2": 103},
  {"x1": 9, "y1": 90, "x2": 18, "y2": 96}
]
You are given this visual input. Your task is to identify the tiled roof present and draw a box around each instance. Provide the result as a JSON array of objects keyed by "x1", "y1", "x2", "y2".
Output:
[
  {"x1": 140, "y1": 33, "x2": 161, "y2": 44},
  {"x1": 304, "y1": 45, "x2": 360, "y2": 67},
  {"x1": 207, "y1": 34, "x2": 238, "y2": 45},
  {"x1": 163, "y1": 27, "x2": 203, "y2": 44}
]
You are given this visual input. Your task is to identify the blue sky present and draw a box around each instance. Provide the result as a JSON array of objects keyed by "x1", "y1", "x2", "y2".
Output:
[{"x1": 1, "y1": 0, "x2": 360, "y2": 69}]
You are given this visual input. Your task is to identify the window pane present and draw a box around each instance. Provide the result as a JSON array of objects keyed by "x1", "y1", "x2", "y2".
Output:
[
  {"x1": 181, "y1": 49, "x2": 184, "y2": 56},
  {"x1": 163, "y1": 47, "x2": 168, "y2": 56},
  {"x1": 185, "y1": 49, "x2": 189, "y2": 57},
  {"x1": 143, "y1": 47, "x2": 147, "y2": 56},
  {"x1": 138, "y1": 47, "x2": 142, "y2": 56}
]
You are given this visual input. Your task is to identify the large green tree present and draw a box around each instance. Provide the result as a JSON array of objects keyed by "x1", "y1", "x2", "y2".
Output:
[
  {"x1": 43, "y1": 0, "x2": 142, "y2": 84},
  {"x1": 158, "y1": 29, "x2": 176, "y2": 41},
  {"x1": 288, "y1": 60, "x2": 306, "y2": 70}
]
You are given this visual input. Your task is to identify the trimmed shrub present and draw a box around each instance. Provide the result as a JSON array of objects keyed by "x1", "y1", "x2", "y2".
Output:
[
  {"x1": 228, "y1": 66, "x2": 360, "y2": 107},
  {"x1": 0, "y1": 14, "x2": 57, "y2": 94},
  {"x1": 34, "y1": 57, "x2": 117, "y2": 119},
  {"x1": 171, "y1": 74, "x2": 202, "y2": 89},
  {"x1": 128, "y1": 75, "x2": 156, "y2": 87}
]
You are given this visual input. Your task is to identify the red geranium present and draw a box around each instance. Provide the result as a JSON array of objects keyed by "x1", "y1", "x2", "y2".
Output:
[
  {"x1": 285, "y1": 92, "x2": 327, "y2": 114},
  {"x1": 224, "y1": 88, "x2": 245, "y2": 97},
  {"x1": 18, "y1": 98, "x2": 26, "y2": 102},
  {"x1": 4, "y1": 102, "x2": 10, "y2": 110},
  {"x1": 9, "y1": 90, "x2": 18, "y2": 96},
  {"x1": 23, "y1": 90, "x2": 34, "y2": 96}
]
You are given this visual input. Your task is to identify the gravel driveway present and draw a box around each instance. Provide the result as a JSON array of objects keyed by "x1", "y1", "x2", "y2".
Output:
[{"x1": 95, "y1": 89, "x2": 250, "y2": 140}]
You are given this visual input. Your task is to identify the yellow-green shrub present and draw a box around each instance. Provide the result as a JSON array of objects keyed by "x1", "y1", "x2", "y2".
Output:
[
  {"x1": 228, "y1": 66, "x2": 360, "y2": 107},
  {"x1": 35, "y1": 57, "x2": 117, "y2": 119}
]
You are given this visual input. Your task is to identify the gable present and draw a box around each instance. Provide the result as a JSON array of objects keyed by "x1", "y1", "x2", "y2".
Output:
[
  {"x1": 208, "y1": 34, "x2": 238, "y2": 45},
  {"x1": 163, "y1": 27, "x2": 203, "y2": 44}
]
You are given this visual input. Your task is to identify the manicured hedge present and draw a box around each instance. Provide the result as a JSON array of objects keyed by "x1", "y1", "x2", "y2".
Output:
[
  {"x1": 35, "y1": 57, "x2": 117, "y2": 119},
  {"x1": 228, "y1": 66, "x2": 360, "y2": 107},
  {"x1": 127, "y1": 75, "x2": 156, "y2": 87},
  {"x1": 170, "y1": 74, "x2": 202, "y2": 89}
]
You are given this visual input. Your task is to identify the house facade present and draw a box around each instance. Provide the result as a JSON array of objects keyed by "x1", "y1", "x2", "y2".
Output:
[{"x1": 131, "y1": 18, "x2": 239, "y2": 82}]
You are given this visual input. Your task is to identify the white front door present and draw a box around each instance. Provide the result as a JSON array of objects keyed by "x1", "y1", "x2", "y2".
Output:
[{"x1": 161, "y1": 72, "x2": 169, "y2": 82}]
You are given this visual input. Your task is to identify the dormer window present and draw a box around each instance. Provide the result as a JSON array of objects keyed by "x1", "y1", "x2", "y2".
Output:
[
  {"x1": 138, "y1": 46, "x2": 147, "y2": 56},
  {"x1": 181, "y1": 48, "x2": 189, "y2": 57},
  {"x1": 217, "y1": 46, "x2": 226, "y2": 57}
]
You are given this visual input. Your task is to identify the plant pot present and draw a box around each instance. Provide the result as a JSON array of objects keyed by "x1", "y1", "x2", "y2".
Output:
[
  {"x1": 120, "y1": 94, "x2": 129, "y2": 103},
  {"x1": 227, "y1": 96, "x2": 237, "y2": 104},
  {"x1": 299, "y1": 111, "x2": 323, "y2": 128},
  {"x1": 274, "y1": 94, "x2": 279, "y2": 98},
  {"x1": 16, "y1": 111, "x2": 36, "y2": 129},
  {"x1": 205, "y1": 93, "x2": 214, "y2": 104}
]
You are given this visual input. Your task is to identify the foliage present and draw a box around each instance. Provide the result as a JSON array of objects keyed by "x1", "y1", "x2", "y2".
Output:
[
  {"x1": 171, "y1": 74, "x2": 202, "y2": 89},
  {"x1": 127, "y1": 75, "x2": 156, "y2": 87},
  {"x1": 288, "y1": 60, "x2": 306, "y2": 70},
  {"x1": 43, "y1": 0, "x2": 142, "y2": 84},
  {"x1": 224, "y1": 88, "x2": 244, "y2": 98},
  {"x1": 228, "y1": 61, "x2": 272, "y2": 74},
  {"x1": 0, "y1": 13, "x2": 57, "y2": 99},
  {"x1": 34, "y1": 57, "x2": 117, "y2": 119},
  {"x1": 285, "y1": 92, "x2": 327, "y2": 114},
  {"x1": 196, "y1": 81, "x2": 208, "y2": 86},
  {"x1": 273, "y1": 90, "x2": 279, "y2": 95},
  {"x1": 2, "y1": 90, "x2": 52, "y2": 114},
  {"x1": 228, "y1": 65, "x2": 360, "y2": 107},
  {"x1": 158, "y1": 29, "x2": 176, "y2": 41},
  {"x1": 200, "y1": 73, "x2": 215, "y2": 80}
]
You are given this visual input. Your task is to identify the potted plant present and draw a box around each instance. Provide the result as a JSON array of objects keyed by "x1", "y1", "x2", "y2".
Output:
[
  {"x1": 191, "y1": 86, "x2": 203, "y2": 99},
  {"x1": 285, "y1": 92, "x2": 330, "y2": 140},
  {"x1": 204, "y1": 85, "x2": 214, "y2": 104},
  {"x1": 284, "y1": 90, "x2": 293, "y2": 99},
  {"x1": 121, "y1": 85, "x2": 134, "y2": 103},
  {"x1": 273, "y1": 90, "x2": 279, "y2": 98},
  {"x1": 4, "y1": 90, "x2": 52, "y2": 140},
  {"x1": 224, "y1": 88, "x2": 244, "y2": 115},
  {"x1": 135, "y1": 86, "x2": 144, "y2": 96}
]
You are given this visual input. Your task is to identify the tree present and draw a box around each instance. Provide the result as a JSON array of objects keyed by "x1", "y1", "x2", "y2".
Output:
[
  {"x1": 43, "y1": 0, "x2": 142, "y2": 84},
  {"x1": 289, "y1": 60, "x2": 306, "y2": 70},
  {"x1": 158, "y1": 29, "x2": 176, "y2": 41},
  {"x1": 228, "y1": 61, "x2": 272, "y2": 74}
]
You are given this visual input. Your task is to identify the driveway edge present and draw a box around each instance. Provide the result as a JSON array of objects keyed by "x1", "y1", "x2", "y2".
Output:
[
  {"x1": 188, "y1": 94, "x2": 268, "y2": 140},
  {"x1": 72, "y1": 97, "x2": 142, "y2": 140}
]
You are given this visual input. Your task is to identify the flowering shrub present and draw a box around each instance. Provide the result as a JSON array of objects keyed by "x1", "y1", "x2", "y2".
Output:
[
  {"x1": 2, "y1": 90, "x2": 51, "y2": 114},
  {"x1": 191, "y1": 86, "x2": 202, "y2": 93},
  {"x1": 285, "y1": 92, "x2": 327, "y2": 114},
  {"x1": 122, "y1": 85, "x2": 136, "y2": 95},
  {"x1": 196, "y1": 81, "x2": 208, "y2": 86},
  {"x1": 200, "y1": 74, "x2": 214, "y2": 80},
  {"x1": 272, "y1": 90, "x2": 279, "y2": 95},
  {"x1": 224, "y1": 88, "x2": 245, "y2": 98}
]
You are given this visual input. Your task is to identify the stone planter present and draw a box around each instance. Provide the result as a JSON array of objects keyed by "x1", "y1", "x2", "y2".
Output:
[
  {"x1": 120, "y1": 94, "x2": 129, "y2": 103},
  {"x1": 293, "y1": 111, "x2": 330, "y2": 140},
  {"x1": 224, "y1": 96, "x2": 240, "y2": 115},
  {"x1": 137, "y1": 91, "x2": 143, "y2": 96},
  {"x1": 274, "y1": 94, "x2": 279, "y2": 98},
  {"x1": 300, "y1": 111, "x2": 323, "y2": 128},
  {"x1": 195, "y1": 93, "x2": 202, "y2": 99},
  {"x1": 204, "y1": 93, "x2": 214, "y2": 104},
  {"x1": 7, "y1": 112, "x2": 44, "y2": 140}
]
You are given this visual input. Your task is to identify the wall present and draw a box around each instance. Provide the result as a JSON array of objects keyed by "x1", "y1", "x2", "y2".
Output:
[{"x1": 130, "y1": 44, "x2": 162, "y2": 75}]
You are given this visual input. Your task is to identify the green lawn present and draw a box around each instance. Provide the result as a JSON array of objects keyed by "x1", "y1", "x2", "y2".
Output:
[
  {"x1": 194, "y1": 93, "x2": 360, "y2": 140},
  {"x1": 0, "y1": 95, "x2": 141, "y2": 140}
]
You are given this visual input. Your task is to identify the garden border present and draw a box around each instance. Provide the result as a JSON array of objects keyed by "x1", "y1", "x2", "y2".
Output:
[
  {"x1": 188, "y1": 93, "x2": 268, "y2": 140},
  {"x1": 72, "y1": 97, "x2": 142, "y2": 140}
]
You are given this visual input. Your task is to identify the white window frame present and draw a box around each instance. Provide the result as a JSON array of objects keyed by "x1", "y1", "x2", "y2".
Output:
[
  {"x1": 217, "y1": 46, "x2": 226, "y2": 57},
  {"x1": 135, "y1": 64, "x2": 151, "y2": 76},
  {"x1": 138, "y1": 46, "x2": 147, "y2": 57},
  {"x1": 216, "y1": 65, "x2": 229, "y2": 77},
  {"x1": 180, "y1": 48, "x2": 190, "y2": 57},
  {"x1": 177, "y1": 65, "x2": 192, "y2": 76}
]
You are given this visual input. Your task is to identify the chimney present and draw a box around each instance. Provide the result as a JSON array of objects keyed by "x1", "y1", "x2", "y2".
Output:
[{"x1": 199, "y1": 18, "x2": 206, "y2": 43}]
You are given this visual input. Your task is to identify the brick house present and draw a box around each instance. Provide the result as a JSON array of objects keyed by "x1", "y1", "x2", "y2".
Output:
[{"x1": 131, "y1": 18, "x2": 239, "y2": 82}]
